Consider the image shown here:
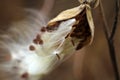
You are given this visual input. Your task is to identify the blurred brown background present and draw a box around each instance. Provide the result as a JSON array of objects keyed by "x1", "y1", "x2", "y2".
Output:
[{"x1": 0, "y1": 0, "x2": 120, "y2": 80}]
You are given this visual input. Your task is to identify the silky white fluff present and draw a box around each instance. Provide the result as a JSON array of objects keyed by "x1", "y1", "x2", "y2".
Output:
[{"x1": 0, "y1": 9, "x2": 76, "y2": 80}]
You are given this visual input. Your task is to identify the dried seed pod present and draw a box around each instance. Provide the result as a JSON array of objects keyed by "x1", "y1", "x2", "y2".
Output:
[
  {"x1": 46, "y1": 4, "x2": 94, "y2": 51},
  {"x1": 22, "y1": 3, "x2": 95, "y2": 79},
  {"x1": 40, "y1": 26, "x2": 46, "y2": 32},
  {"x1": 10, "y1": 2, "x2": 96, "y2": 80}
]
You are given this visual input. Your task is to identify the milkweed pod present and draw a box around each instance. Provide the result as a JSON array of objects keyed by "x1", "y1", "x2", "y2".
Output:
[
  {"x1": 78, "y1": 0, "x2": 99, "y2": 8},
  {"x1": 46, "y1": 4, "x2": 95, "y2": 51},
  {"x1": 24, "y1": 3, "x2": 95, "y2": 79}
]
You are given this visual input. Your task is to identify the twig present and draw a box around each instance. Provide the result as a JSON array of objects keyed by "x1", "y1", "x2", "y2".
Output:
[
  {"x1": 110, "y1": 0, "x2": 119, "y2": 40},
  {"x1": 99, "y1": 0, "x2": 111, "y2": 37},
  {"x1": 99, "y1": 0, "x2": 120, "y2": 80}
]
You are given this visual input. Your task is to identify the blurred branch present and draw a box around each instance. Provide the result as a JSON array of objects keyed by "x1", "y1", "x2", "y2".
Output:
[
  {"x1": 110, "y1": 0, "x2": 119, "y2": 40},
  {"x1": 99, "y1": 0, "x2": 120, "y2": 80},
  {"x1": 99, "y1": 0, "x2": 110, "y2": 37},
  {"x1": 41, "y1": 0, "x2": 55, "y2": 16}
]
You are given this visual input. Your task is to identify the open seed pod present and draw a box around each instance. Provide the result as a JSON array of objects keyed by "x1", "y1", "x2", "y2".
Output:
[
  {"x1": 25, "y1": 5, "x2": 95, "y2": 74},
  {"x1": 46, "y1": 4, "x2": 94, "y2": 52},
  {"x1": 22, "y1": 3, "x2": 95, "y2": 80}
]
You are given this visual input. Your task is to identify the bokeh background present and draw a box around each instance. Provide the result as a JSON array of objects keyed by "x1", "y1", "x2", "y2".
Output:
[{"x1": 0, "y1": 0, "x2": 120, "y2": 80}]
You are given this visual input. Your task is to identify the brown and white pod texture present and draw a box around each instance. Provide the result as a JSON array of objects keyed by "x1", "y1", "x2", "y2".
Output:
[
  {"x1": 0, "y1": 1, "x2": 99, "y2": 80},
  {"x1": 25, "y1": 3, "x2": 96, "y2": 79},
  {"x1": 46, "y1": 4, "x2": 95, "y2": 51}
]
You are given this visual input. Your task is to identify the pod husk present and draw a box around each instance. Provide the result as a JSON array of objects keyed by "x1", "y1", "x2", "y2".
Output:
[{"x1": 46, "y1": 4, "x2": 94, "y2": 50}]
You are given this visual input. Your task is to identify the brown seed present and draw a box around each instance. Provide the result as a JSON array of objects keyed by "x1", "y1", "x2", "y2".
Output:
[
  {"x1": 56, "y1": 54, "x2": 60, "y2": 60},
  {"x1": 29, "y1": 45, "x2": 35, "y2": 51},
  {"x1": 39, "y1": 39, "x2": 43, "y2": 45},
  {"x1": 21, "y1": 72, "x2": 29, "y2": 79},
  {"x1": 33, "y1": 39, "x2": 39, "y2": 44},
  {"x1": 41, "y1": 27, "x2": 46, "y2": 32}
]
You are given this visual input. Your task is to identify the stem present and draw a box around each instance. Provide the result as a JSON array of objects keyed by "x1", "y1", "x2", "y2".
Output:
[
  {"x1": 99, "y1": 0, "x2": 119, "y2": 80},
  {"x1": 99, "y1": 0, "x2": 110, "y2": 37},
  {"x1": 110, "y1": 0, "x2": 119, "y2": 40},
  {"x1": 107, "y1": 39, "x2": 119, "y2": 80}
]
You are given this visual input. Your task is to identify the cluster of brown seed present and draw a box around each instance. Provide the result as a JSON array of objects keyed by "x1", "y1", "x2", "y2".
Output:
[
  {"x1": 69, "y1": 8, "x2": 91, "y2": 50},
  {"x1": 29, "y1": 27, "x2": 46, "y2": 51}
]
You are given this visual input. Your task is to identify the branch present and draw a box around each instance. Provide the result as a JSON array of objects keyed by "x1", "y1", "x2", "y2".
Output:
[
  {"x1": 99, "y1": 0, "x2": 120, "y2": 80},
  {"x1": 110, "y1": 0, "x2": 119, "y2": 40}
]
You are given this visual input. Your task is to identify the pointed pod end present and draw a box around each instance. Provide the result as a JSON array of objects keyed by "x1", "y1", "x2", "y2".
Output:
[{"x1": 78, "y1": 0, "x2": 99, "y2": 8}]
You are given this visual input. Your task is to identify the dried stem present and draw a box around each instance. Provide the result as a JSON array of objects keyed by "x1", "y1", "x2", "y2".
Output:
[
  {"x1": 99, "y1": 0, "x2": 119, "y2": 80},
  {"x1": 99, "y1": 0, "x2": 110, "y2": 37},
  {"x1": 110, "y1": 0, "x2": 119, "y2": 40}
]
